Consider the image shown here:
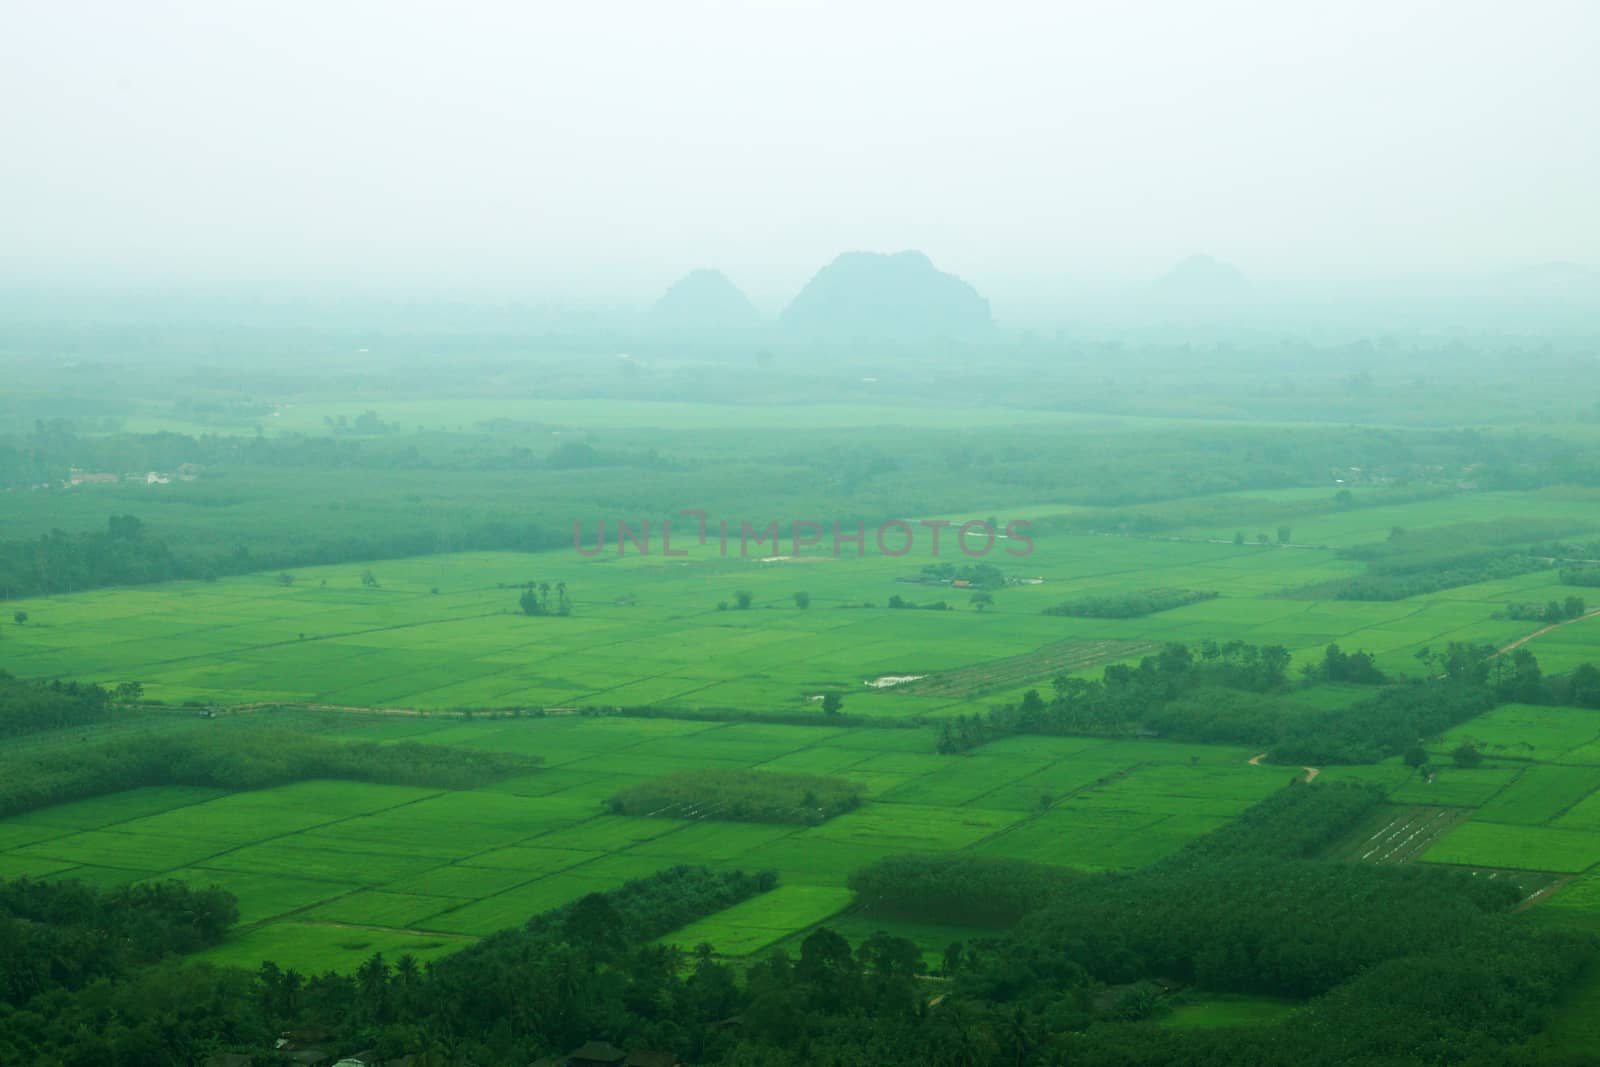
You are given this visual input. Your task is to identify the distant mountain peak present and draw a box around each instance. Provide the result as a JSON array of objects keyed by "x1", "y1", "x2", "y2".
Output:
[
  {"x1": 1152, "y1": 254, "x2": 1250, "y2": 301},
  {"x1": 651, "y1": 268, "x2": 760, "y2": 328},
  {"x1": 780, "y1": 250, "x2": 993, "y2": 337}
]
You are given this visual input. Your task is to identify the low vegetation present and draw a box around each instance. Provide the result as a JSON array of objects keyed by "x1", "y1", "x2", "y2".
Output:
[
  {"x1": 606, "y1": 768, "x2": 864, "y2": 824},
  {"x1": 0, "y1": 732, "x2": 540, "y2": 819},
  {"x1": 1042, "y1": 587, "x2": 1217, "y2": 618}
]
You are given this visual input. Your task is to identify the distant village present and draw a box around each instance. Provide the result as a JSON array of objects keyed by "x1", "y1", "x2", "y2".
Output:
[{"x1": 62, "y1": 463, "x2": 201, "y2": 488}]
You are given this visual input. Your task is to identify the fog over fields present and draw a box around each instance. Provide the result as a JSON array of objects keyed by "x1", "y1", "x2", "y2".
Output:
[{"x1": 3, "y1": 3, "x2": 1600, "y2": 1066}]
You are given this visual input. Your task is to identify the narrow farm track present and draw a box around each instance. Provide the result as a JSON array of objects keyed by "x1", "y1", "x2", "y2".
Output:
[
  {"x1": 85, "y1": 608, "x2": 512, "y2": 675},
  {"x1": 898, "y1": 639, "x2": 1163, "y2": 700},
  {"x1": 1517, "y1": 876, "x2": 1572, "y2": 912},
  {"x1": 1496, "y1": 606, "x2": 1600, "y2": 656},
  {"x1": 1247, "y1": 752, "x2": 1319, "y2": 782},
  {"x1": 224, "y1": 701, "x2": 436, "y2": 717},
  {"x1": 296, "y1": 919, "x2": 475, "y2": 940}
]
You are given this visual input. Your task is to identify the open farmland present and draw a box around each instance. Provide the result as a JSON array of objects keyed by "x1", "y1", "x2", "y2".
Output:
[
  {"x1": 11, "y1": 488, "x2": 1600, "y2": 973},
  {"x1": 9, "y1": 486, "x2": 1600, "y2": 720},
  {"x1": 893, "y1": 637, "x2": 1163, "y2": 698},
  {"x1": 0, "y1": 713, "x2": 1295, "y2": 968}
]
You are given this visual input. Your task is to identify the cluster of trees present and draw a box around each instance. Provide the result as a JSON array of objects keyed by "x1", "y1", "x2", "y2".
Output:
[
  {"x1": 1303, "y1": 553, "x2": 1553, "y2": 601},
  {"x1": 0, "y1": 512, "x2": 572, "y2": 600},
  {"x1": 0, "y1": 865, "x2": 779, "y2": 1066},
  {"x1": 606, "y1": 769, "x2": 864, "y2": 825},
  {"x1": 1497, "y1": 595, "x2": 1586, "y2": 622},
  {"x1": 1289, "y1": 519, "x2": 1590, "y2": 602},
  {"x1": 1042, "y1": 587, "x2": 1217, "y2": 619},
  {"x1": 0, "y1": 514, "x2": 181, "y2": 598},
  {"x1": 1560, "y1": 565, "x2": 1600, "y2": 587},
  {"x1": 1422, "y1": 643, "x2": 1600, "y2": 707},
  {"x1": 938, "y1": 641, "x2": 1293, "y2": 753},
  {"x1": 0, "y1": 876, "x2": 238, "y2": 1008},
  {"x1": 941, "y1": 638, "x2": 1600, "y2": 764},
  {"x1": 1300, "y1": 642, "x2": 1388, "y2": 683},
  {"x1": 915, "y1": 562, "x2": 1007, "y2": 588},
  {"x1": 0, "y1": 732, "x2": 540, "y2": 819},
  {"x1": 848, "y1": 854, "x2": 1081, "y2": 926},
  {"x1": 1270, "y1": 682, "x2": 1498, "y2": 763},
  {"x1": 936, "y1": 781, "x2": 1595, "y2": 1064},
  {"x1": 518, "y1": 580, "x2": 571, "y2": 616},
  {"x1": 885, "y1": 594, "x2": 949, "y2": 611},
  {"x1": 0, "y1": 671, "x2": 125, "y2": 737},
  {"x1": 1258, "y1": 644, "x2": 1600, "y2": 763}
]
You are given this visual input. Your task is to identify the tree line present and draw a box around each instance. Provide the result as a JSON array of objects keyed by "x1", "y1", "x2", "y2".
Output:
[
  {"x1": 0, "y1": 671, "x2": 123, "y2": 738},
  {"x1": 606, "y1": 768, "x2": 865, "y2": 825},
  {"x1": 1042, "y1": 588, "x2": 1217, "y2": 619},
  {"x1": 0, "y1": 731, "x2": 541, "y2": 820},
  {"x1": 939, "y1": 638, "x2": 1600, "y2": 764},
  {"x1": 937, "y1": 640, "x2": 1294, "y2": 753},
  {"x1": 0, "y1": 512, "x2": 569, "y2": 600}
]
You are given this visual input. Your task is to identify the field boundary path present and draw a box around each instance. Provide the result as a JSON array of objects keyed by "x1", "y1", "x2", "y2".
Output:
[
  {"x1": 1496, "y1": 606, "x2": 1600, "y2": 656},
  {"x1": 895, "y1": 639, "x2": 1163, "y2": 700},
  {"x1": 1247, "y1": 752, "x2": 1319, "y2": 782}
]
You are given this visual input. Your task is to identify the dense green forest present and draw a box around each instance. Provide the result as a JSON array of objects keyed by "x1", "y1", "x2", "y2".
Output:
[{"x1": 0, "y1": 877, "x2": 238, "y2": 1008}]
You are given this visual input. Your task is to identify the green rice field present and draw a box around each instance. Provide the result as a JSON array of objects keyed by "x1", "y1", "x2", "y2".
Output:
[
  {"x1": 10, "y1": 485, "x2": 1600, "y2": 970},
  {"x1": 0, "y1": 713, "x2": 1288, "y2": 969},
  {"x1": 9, "y1": 487, "x2": 1600, "y2": 716}
]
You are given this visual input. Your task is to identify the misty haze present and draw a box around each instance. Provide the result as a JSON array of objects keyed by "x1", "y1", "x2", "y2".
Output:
[{"x1": 2, "y1": 2, "x2": 1600, "y2": 1066}]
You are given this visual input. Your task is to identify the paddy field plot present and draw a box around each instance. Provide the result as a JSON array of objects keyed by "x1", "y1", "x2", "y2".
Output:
[
  {"x1": 10, "y1": 487, "x2": 1600, "y2": 963},
  {"x1": 1422, "y1": 822, "x2": 1600, "y2": 874},
  {"x1": 656, "y1": 884, "x2": 855, "y2": 957},
  {"x1": 8, "y1": 488, "x2": 1597, "y2": 715},
  {"x1": 1438, "y1": 703, "x2": 1600, "y2": 764},
  {"x1": 1158, "y1": 995, "x2": 1301, "y2": 1031},
  {"x1": 0, "y1": 715, "x2": 1297, "y2": 969},
  {"x1": 1326, "y1": 806, "x2": 1470, "y2": 864}
]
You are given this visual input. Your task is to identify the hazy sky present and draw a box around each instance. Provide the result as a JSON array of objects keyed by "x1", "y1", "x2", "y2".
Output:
[{"x1": 2, "y1": 0, "x2": 1596, "y2": 307}]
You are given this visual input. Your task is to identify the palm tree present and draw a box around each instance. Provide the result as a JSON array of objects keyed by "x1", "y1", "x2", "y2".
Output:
[
  {"x1": 393, "y1": 953, "x2": 420, "y2": 1013},
  {"x1": 281, "y1": 968, "x2": 304, "y2": 1015},
  {"x1": 356, "y1": 952, "x2": 389, "y2": 1022}
]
